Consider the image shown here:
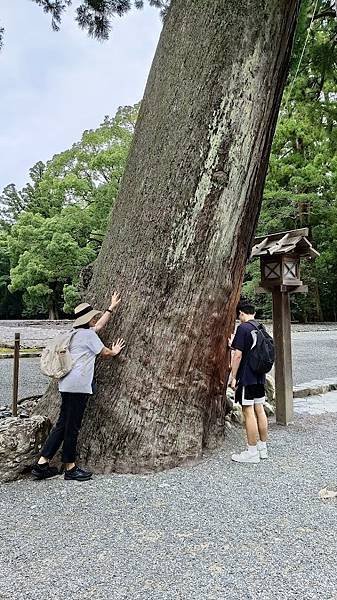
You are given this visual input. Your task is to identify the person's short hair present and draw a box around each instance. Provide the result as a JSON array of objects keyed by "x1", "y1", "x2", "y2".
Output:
[
  {"x1": 73, "y1": 322, "x2": 90, "y2": 329},
  {"x1": 237, "y1": 301, "x2": 256, "y2": 316}
]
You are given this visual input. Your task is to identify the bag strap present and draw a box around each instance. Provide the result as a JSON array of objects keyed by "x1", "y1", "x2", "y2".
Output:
[
  {"x1": 62, "y1": 329, "x2": 78, "y2": 347},
  {"x1": 238, "y1": 322, "x2": 258, "y2": 382},
  {"x1": 250, "y1": 321, "x2": 269, "y2": 339},
  {"x1": 249, "y1": 319, "x2": 263, "y2": 330}
]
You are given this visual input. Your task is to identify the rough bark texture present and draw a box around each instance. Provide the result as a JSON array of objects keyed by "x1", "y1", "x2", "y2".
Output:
[{"x1": 38, "y1": 0, "x2": 300, "y2": 472}]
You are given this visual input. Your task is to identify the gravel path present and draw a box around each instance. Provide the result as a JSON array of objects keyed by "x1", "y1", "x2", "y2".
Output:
[
  {"x1": 291, "y1": 330, "x2": 337, "y2": 385},
  {"x1": 0, "y1": 357, "x2": 48, "y2": 406},
  {"x1": 1, "y1": 414, "x2": 337, "y2": 600},
  {"x1": 0, "y1": 320, "x2": 70, "y2": 348}
]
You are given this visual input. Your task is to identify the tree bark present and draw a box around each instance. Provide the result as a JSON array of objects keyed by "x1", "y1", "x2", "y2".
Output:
[
  {"x1": 48, "y1": 298, "x2": 59, "y2": 320},
  {"x1": 48, "y1": 284, "x2": 59, "y2": 320},
  {"x1": 38, "y1": 0, "x2": 300, "y2": 472}
]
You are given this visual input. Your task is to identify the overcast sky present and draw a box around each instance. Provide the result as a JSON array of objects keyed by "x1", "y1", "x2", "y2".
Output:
[{"x1": 0, "y1": 1, "x2": 162, "y2": 190}]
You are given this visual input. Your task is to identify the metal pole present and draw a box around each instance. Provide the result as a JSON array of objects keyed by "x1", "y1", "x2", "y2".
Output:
[{"x1": 12, "y1": 332, "x2": 20, "y2": 417}]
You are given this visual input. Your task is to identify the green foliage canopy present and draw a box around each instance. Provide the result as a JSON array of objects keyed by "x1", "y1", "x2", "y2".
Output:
[
  {"x1": 0, "y1": 105, "x2": 137, "y2": 317},
  {"x1": 243, "y1": 0, "x2": 337, "y2": 321}
]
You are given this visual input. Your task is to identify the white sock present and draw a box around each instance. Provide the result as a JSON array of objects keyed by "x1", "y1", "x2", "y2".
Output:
[
  {"x1": 247, "y1": 445, "x2": 258, "y2": 455},
  {"x1": 258, "y1": 441, "x2": 267, "y2": 449}
]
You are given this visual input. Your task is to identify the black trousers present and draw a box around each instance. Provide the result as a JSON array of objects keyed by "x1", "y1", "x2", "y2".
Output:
[{"x1": 41, "y1": 392, "x2": 88, "y2": 463}]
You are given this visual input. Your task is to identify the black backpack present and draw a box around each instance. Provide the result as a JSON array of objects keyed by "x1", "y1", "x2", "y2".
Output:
[{"x1": 247, "y1": 322, "x2": 275, "y2": 374}]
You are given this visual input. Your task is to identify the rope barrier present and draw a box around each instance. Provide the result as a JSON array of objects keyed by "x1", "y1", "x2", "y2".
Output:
[{"x1": 284, "y1": 0, "x2": 320, "y2": 111}]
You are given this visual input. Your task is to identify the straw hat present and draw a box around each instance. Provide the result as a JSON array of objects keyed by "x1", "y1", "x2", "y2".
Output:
[{"x1": 73, "y1": 303, "x2": 101, "y2": 328}]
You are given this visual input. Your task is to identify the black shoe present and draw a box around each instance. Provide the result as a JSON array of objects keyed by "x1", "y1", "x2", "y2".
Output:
[
  {"x1": 63, "y1": 465, "x2": 93, "y2": 477},
  {"x1": 76, "y1": 466, "x2": 93, "y2": 477},
  {"x1": 64, "y1": 466, "x2": 92, "y2": 481},
  {"x1": 32, "y1": 463, "x2": 59, "y2": 480}
]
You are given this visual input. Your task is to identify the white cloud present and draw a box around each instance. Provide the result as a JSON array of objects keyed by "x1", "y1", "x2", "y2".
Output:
[{"x1": 0, "y1": 1, "x2": 162, "y2": 189}]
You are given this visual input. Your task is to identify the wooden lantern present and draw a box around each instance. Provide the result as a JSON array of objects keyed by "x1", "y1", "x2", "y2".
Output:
[
  {"x1": 250, "y1": 228, "x2": 320, "y2": 426},
  {"x1": 261, "y1": 254, "x2": 302, "y2": 289}
]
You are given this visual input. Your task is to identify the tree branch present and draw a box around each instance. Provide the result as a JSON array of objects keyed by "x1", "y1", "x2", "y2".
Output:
[{"x1": 313, "y1": 8, "x2": 336, "y2": 20}]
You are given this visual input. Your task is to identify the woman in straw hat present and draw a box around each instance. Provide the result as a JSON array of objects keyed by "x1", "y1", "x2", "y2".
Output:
[{"x1": 32, "y1": 292, "x2": 125, "y2": 482}]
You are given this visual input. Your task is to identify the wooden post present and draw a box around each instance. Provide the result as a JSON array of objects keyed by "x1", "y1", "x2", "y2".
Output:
[
  {"x1": 272, "y1": 290, "x2": 293, "y2": 424},
  {"x1": 253, "y1": 228, "x2": 319, "y2": 424},
  {"x1": 12, "y1": 332, "x2": 20, "y2": 417}
]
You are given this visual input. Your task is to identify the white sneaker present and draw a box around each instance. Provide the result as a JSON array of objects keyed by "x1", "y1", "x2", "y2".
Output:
[
  {"x1": 257, "y1": 444, "x2": 269, "y2": 460},
  {"x1": 231, "y1": 450, "x2": 260, "y2": 464}
]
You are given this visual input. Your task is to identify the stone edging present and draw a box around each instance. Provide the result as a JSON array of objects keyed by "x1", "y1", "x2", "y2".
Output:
[
  {"x1": 0, "y1": 352, "x2": 41, "y2": 360},
  {"x1": 293, "y1": 378, "x2": 337, "y2": 398}
]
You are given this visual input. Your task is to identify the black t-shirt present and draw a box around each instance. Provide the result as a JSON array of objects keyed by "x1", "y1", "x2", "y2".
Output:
[{"x1": 231, "y1": 321, "x2": 266, "y2": 386}]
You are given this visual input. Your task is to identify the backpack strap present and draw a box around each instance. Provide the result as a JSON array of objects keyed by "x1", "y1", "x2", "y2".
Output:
[
  {"x1": 249, "y1": 319, "x2": 263, "y2": 331},
  {"x1": 237, "y1": 321, "x2": 259, "y2": 382},
  {"x1": 62, "y1": 328, "x2": 78, "y2": 348},
  {"x1": 69, "y1": 329, "x2": 79, "y2": 342}
]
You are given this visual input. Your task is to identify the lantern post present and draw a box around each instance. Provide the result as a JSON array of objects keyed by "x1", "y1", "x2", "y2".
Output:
[{"x1": 251, "y1": 229, "x2": 319, "y2": 425}]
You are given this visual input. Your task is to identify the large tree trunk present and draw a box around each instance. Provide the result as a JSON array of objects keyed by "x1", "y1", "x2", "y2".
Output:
[
  {"x1": 38, "y1": 0, "x2": 300, "y2": 472},
  {"x1": 47, "y1": 282, "x2": 60, "y2": 320},
  {"x1": 48, "y1": 297, "x2": 59, "y2": 321}
]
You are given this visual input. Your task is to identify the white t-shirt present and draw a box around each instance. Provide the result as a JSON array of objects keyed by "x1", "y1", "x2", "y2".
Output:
[{"x1": 58, "y1": 328, "x2": 104, "y2": 394}]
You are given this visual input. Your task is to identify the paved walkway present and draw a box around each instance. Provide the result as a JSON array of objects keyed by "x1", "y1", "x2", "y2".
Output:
[
  {"x1": 1, "y1": 409, "x2": 337, "y2": 600},
  {"x1": 295, "y1": 389, "x2": 337, "y2": 415}
]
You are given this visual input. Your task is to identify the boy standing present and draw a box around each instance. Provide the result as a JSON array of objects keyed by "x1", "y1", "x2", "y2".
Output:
[{"x1": 229, "y1": 302, "x2": 269, "y2": 464}]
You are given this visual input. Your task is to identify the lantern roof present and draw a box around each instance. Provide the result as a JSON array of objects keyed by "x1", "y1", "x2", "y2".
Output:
[{"x1": 251, "y1": 228, "x2": 320, "y2": 260}]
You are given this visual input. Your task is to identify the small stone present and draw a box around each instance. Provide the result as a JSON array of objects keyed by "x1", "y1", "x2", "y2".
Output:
[
  {"x1": 265, "y1": 375, "x2": 275, "y2": 404},
  {"x1": 264, "y1": 401, "x2": 275, "y2": 417},
  {"x1": 231, "y1": 404, "x2": 244, "y2": 425},
  {"x1": 226, "y1": 387, "x2": 235, "y2": 400},
  {"x1": 226, "y1": 396, "x2": 234, "y2": 412},
  {"x1": 0, "y1": 411, "x2": 12, "y2": 419},
  {"x1": 19, "y1": 411, "x2": 30, "y2": 419}
]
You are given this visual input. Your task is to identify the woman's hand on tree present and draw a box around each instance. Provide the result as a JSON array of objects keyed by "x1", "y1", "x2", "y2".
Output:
[
  {"x1": 109, "y1": 292, "x2": 121, "y2": 311},
  {"x1": 111, "y1": 338, "x2": 126, "y2": 356}
]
